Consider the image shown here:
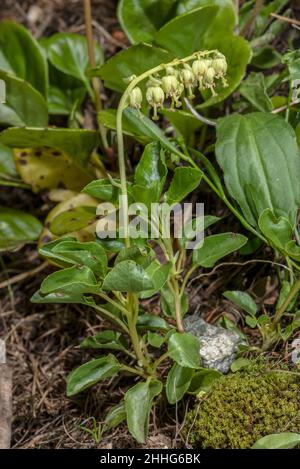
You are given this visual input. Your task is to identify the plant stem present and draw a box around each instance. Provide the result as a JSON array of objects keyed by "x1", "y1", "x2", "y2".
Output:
[
  {"x1": 273, "y1": 278, "x2": 300, "y2": 325},
  {"x1": 127, "y1": 292, "x2": 149, "y2": 368},
  {"x1": 83, "y1": 0, "x2": 108, "y2": 149},
  {"x1": 91, "y1": 303, "x2": 129, "y2": 333},
  {"x1": 121, "y1": 364, "x2": 148, "y2": 379}
]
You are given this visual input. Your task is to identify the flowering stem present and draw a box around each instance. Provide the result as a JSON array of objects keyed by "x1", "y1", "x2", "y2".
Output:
[{"x1": 115, "y1": 50, "x2": 219, "y2": 248}]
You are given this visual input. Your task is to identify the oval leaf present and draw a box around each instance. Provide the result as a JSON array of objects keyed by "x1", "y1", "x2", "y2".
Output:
[
  {"x1": 124, "y1": 379, "x2": 162, "y2": 443},
  {"x1": 102, "y1": 260, "x2": 154, "y2": 292},
  {"x1": 168, "y1": 332, "x2": 201, "y2": 368},
  {"x1": 166, "y1": 364, "x2": 193, "y2": 404},
  {"x1": 193, "y1": 233, "x2": 247, "y2": 267},
  {"x1": 216, "y1": 113, "x2": 300, "y2": 228},
  {"x1": 252, "y1": 432, "x2": 300, "y2": 449},
  {"x1": 67, "y1": 355, "x2": 121, "y2": 396}
]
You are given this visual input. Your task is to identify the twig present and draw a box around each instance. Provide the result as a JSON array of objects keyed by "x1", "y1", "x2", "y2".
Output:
[
  {"x1": 0, "y1": 261, "x2": 49, "y2": 290},
  {"x1": 83, "y1": 0, "x2": 108, "y2": 149},
  {"x1": 92, "y1": 20, "x2": 126, "y2": 49},
  {"x1": 270, "y1": 13, "x2": 300, "y2": 27},
  {"x1": 187, "y1": 258, "x2": 292, "y2": 288},
  {"x1": 240, "y1": 0, "x2": 263, "y2": 37},
  {"x1": 272, "y1": 99, "x2": 300, "y2": 114},
  {"x1": 183, "y1": 98, "x2": 217, "y2": 127}
]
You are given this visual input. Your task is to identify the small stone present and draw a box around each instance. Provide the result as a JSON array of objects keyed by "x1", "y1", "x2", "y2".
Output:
[{"x1": 183, "y1": 315, "x2": 242, "y2": 373}]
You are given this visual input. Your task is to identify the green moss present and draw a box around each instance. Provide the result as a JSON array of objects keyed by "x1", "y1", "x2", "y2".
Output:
[{"x1": 185, "y1": 367, "x2": 300, "y2": 449}]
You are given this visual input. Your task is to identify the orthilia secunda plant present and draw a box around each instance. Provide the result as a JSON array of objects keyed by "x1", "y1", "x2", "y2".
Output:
[{"x1": 113, "y1": 49, "x2": 229, "y2": 334}]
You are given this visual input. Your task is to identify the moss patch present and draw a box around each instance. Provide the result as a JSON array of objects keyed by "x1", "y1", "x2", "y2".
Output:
[{"x1": 185, "y1": 367, "x2": 300, "y2": 449}]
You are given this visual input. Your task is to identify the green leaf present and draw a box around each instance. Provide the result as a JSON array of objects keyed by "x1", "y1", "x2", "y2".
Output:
[
  {"x1": 80, "y1": 330, "x2": 127, "y2": 351},
  {"x1": 252, "y1": 432, "x2": 300, "y2": 449},
  {"x1": 165, "y1": 166, "x2": 202, "y2": 205},
  {"x1": 223, "y1": 290, "x2": 257, "y2": 316},
  {"x1": 47, "y1": 33, "x2": 103, "y2": 90},
  {"x1": 115, "y1": 246, "x2": 153, "y2": 267},
  {"x1": 83, "y1": 178, "x2": 120, "y2": 202},
  {"x1": 0, "y1": 143, "x2": 17, "y2": 177},
  {"x1": 161, "y1": 284, "x2": 189, "y2": 318},
  {"x1": 0, "y1": 20, "x2": 48, "y2": 96},
  {"x1": 31, "y1": 289, "x2": 86, "y2": 304},
  {"x1": 99, "y1": 108, "x2": 182, "y2": 158},
  {"x1": 134, "y1": 142, "x2": 167, "y2": 203},
  {"x1": 125, "y1": 379, "x2": 162, "y2": 443},
  {"x1": 168, "y1": 332, "x2": 201, "y2": 368},
  {"x1": 0, "y1": 127, "x2": 98, "y2": 169},
  {"x1": 147, "y1": 331, "x2": 166, "y2": 348},
  {"x1": 179, "y1": 215, "x2": 221, "y2": 248},
  {"x1": 136, "y1": 314, "x2": 170, "y2": 331},
  {"x1": 188, "y1": 368, "x2": 221, "y2": 394},
  {"x1": 155, "y1": 6, "x2": 219, "y2": 57},
  {"x1": 239, "y1": 72, "x2": 273, "y2": 112},
  {"x1": 166, "y1": 364, "x2": 193, "y2": 404},
  {"x1": 193, "y1": 233, "x2": 247, "y2": 267},
  {"x1": 258, "y1": 209, "x2": 293, "y2": 252},
  {"x1": 117, "y1": 0, "x2": 176, "y2": 43},
  {"x1": 102, "y1": 260, "x2": 154, "y2": 292},
  {"x1": 50, "y1": 206, "x2": 97, "y2": 236},
  {"x1": 139, "y1": 261, "x2": 172, "y2": 299},
  {"x1": 0, "y1": 71, "x2": 48, "y2": 127},
  {"x1": 52, "y1": 240, "x2": 107, "y2": 277},
  {"x1": 0, "y1": 206, "x2": 42, "y2": 251},
  {"x1": 118, "y1": 0, "x2": 236, "y2": 44},
  {"x1": 67, "y1": 354, "x2": 121, "y2": 396},
  {"x1": 104, "y1": 402, "x2": 126, "y2": 431},
  {"x1": 40, "y1": 265, "x2": 99, "y2": 295},
  {"x1": 216, "y1": 113, "x2": 300, "y2": 228},
  {"x1": 160, "y1": 109, "x2": 202, "y2": 145},
  {"x1": 230, "y1": 357, "x2": 252, "y2": 372},
  {"x1": 252, "y1": 46, "x2": 282, "y2": 70},
  {"x1": 93, "y1": 43, "x2": 173, "y2": 92}
]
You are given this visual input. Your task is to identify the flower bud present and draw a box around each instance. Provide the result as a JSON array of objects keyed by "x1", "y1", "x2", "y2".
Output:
[
  {"x1": 192, "y1": 59, "x2": 211, "y2": 89},
  {"x1": 165, "y1": 66, "x2": 177, "y2": 76},
  {"x1": 180, "y1": 68, "x2": 195, "y2": 99},
  {"x1": 204, "y1": 66, "x2": 217, "y2": 96},
  {"x1": 212, "y1": 58, "x2": 227, "y2": 78},
  {"x1": 162, "y1": 74, "x2": 179, "y2": 97},
  {"x1": 146, "y1": 85, "x2": 165, "y2": 120},
  {"x1": 128, "y1": 86, "x2": 142, "y2": 109}
]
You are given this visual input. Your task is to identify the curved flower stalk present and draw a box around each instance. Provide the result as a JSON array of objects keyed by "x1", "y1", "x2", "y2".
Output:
[{"x1": 115, "y1": 49, "x2": 228, "y2": 247}]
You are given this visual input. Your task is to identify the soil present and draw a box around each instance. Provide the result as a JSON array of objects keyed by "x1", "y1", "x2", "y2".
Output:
[{"x1": 0, "y1": 0, "x2": 298, "y2": 449}]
